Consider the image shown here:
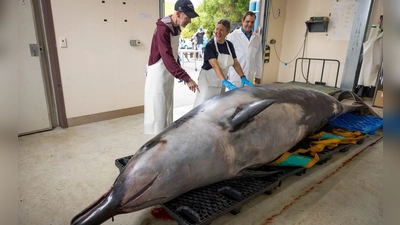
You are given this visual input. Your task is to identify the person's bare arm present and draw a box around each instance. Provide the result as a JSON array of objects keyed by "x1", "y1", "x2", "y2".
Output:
[
  {"x1": 208, "y1": 58, "x2": 228, "y2": 81},
  {"x1": 232, "y1": 58, "x2": 245, "y2": 78},
  {"x1": 184, "y1": 79, "x2": 200, "y2": 93}
]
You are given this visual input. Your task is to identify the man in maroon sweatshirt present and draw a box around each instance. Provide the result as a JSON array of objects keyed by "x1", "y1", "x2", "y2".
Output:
[{"x1": 144, "y1": 0, "x2": 200, "y2": 135}]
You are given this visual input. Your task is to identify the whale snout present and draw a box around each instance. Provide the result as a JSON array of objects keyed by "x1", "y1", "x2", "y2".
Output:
[{"x1": 71, "y1": 188, "x2": 121, "y2": 225}]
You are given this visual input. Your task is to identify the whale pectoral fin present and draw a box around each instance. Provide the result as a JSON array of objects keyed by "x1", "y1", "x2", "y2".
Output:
[
  {"x1": 229, "y1": 99, "x2": 276, "y2": 132},
  {"x1": 338, "y1": 91, "x2": 380, "y2": 117},
  {"x1": 237, "y1": 169, "x2": 282, "y2": 177}
]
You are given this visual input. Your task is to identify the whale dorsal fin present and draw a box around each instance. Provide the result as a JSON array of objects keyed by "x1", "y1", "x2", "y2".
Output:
[{"x1": 229, "y1": 99, "x2": 276, "y2": 132}]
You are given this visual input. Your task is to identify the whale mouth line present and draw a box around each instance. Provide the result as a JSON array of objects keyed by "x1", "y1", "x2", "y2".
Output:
[
  {"x1": 124, "y1": 197, "x2": 169, "y2": 212},
  {"x1": 125, "y1": 172, "x2": 160, "y2": 206}
]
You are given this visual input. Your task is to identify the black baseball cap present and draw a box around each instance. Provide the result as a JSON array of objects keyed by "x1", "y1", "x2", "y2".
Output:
[{"x1": 175, "y1": 0, "x2": 199, "y2": 18}]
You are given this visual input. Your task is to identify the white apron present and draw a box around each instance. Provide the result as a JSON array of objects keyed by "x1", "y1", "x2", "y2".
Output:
[
  {"x1": 193, "y1": 39, "x2": 234, "y2": 107},
  {"x1": 358, "y1": 26, "x2": 383, "y2": 87},
  {"x1": 144, "y1": 35, "x2": 179, "y2": 135}
]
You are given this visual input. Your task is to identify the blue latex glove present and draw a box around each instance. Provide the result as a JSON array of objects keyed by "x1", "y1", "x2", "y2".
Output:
[
  {"x1": 241, "y1": 76, "x2": 254, "y2": 87},
  {"x1": 222, "y1": 79, "x2": 237, "y2": 91}
]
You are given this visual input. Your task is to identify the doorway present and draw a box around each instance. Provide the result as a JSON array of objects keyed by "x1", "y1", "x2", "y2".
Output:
[
  {"x1": 18, "y1": 0, "x2": 53, "y2": 136},
  {"x1": 161, "y1": 0, "x2": 270, "y2": 120}
]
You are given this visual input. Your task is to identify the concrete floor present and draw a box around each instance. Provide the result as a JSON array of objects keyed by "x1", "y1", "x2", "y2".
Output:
[{"x1": 19, "y1": 61, "x2": 383, "y2": 225}]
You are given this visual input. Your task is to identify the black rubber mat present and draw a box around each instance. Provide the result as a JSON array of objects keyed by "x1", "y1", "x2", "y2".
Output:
[{"x1": 160, "y1": 166, "x2": 304, "y2": 225}]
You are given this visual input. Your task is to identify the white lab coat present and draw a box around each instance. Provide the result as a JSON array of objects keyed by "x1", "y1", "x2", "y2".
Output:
[
  {"x1": 227, "y1": 28, "x2": 263, "y2": 87},
  {"x1": 358, "y1": 28, "x2": 383, "y2": 87},
  {"x1": 144, "y1": 35, "x2": 179, "y2": 135},
  {"x1": 193, "y1": 39, "x2": 234, "y2": 108}
]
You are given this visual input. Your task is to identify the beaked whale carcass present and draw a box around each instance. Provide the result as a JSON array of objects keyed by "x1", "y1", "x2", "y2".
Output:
[{"x1": 71, "y1": 83, "x2": 375, "y2": 225}]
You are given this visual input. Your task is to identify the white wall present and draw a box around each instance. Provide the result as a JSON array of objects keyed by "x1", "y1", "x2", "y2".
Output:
[
  {"x1": 262, "y1": 0, "x2": 287, "y2": 84},
  {"x1": 276, "y1": 0, "x2": 352, "y2": 86},
  {"x1": 48, "y1": 0, "x2": 382, "y2": 125},
  {"x1": 51, "y1": 0, "x2": 158, "y2": 119},
  {"x1": 272, "y1": 0, "x2": 382, "y2": 87}
]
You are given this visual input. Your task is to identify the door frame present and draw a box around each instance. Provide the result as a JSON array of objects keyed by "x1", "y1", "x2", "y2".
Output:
[
  {"x1": 31, "y1": 0, "x2": 68, "y2": 129},
  {"x1": 340, "y1": 0, "x2": 375, "y2": 91},
  {"x1": 260, "y1": 0, "x2": 271, "y2": 73}
]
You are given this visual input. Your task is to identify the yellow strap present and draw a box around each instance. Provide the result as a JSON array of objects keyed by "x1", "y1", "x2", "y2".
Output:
[
  {"x1": 310, "y1": 139, "x2": 341, "y2": 150},
  {"x1": 268, "y1": 152, "x2": 291, "y2": 166},
  {"x1": 303, "y1": 153, "x2": 320, "y2": 168},
  {"x1": 293, "y1": 148, "x2": 310, "y2": 154},
  {"x1": 269, "y1": 130, "x2": 363, "y2": 168},
  {"x1": 308, "y1": 131, "x2": 328, "y2": 139},
  {"x1": 332, "y1": 128, "x2": 362, "y2": 138},
  {"x1": 339, "y1": 137, "x2": 359, "y2": 145}
]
